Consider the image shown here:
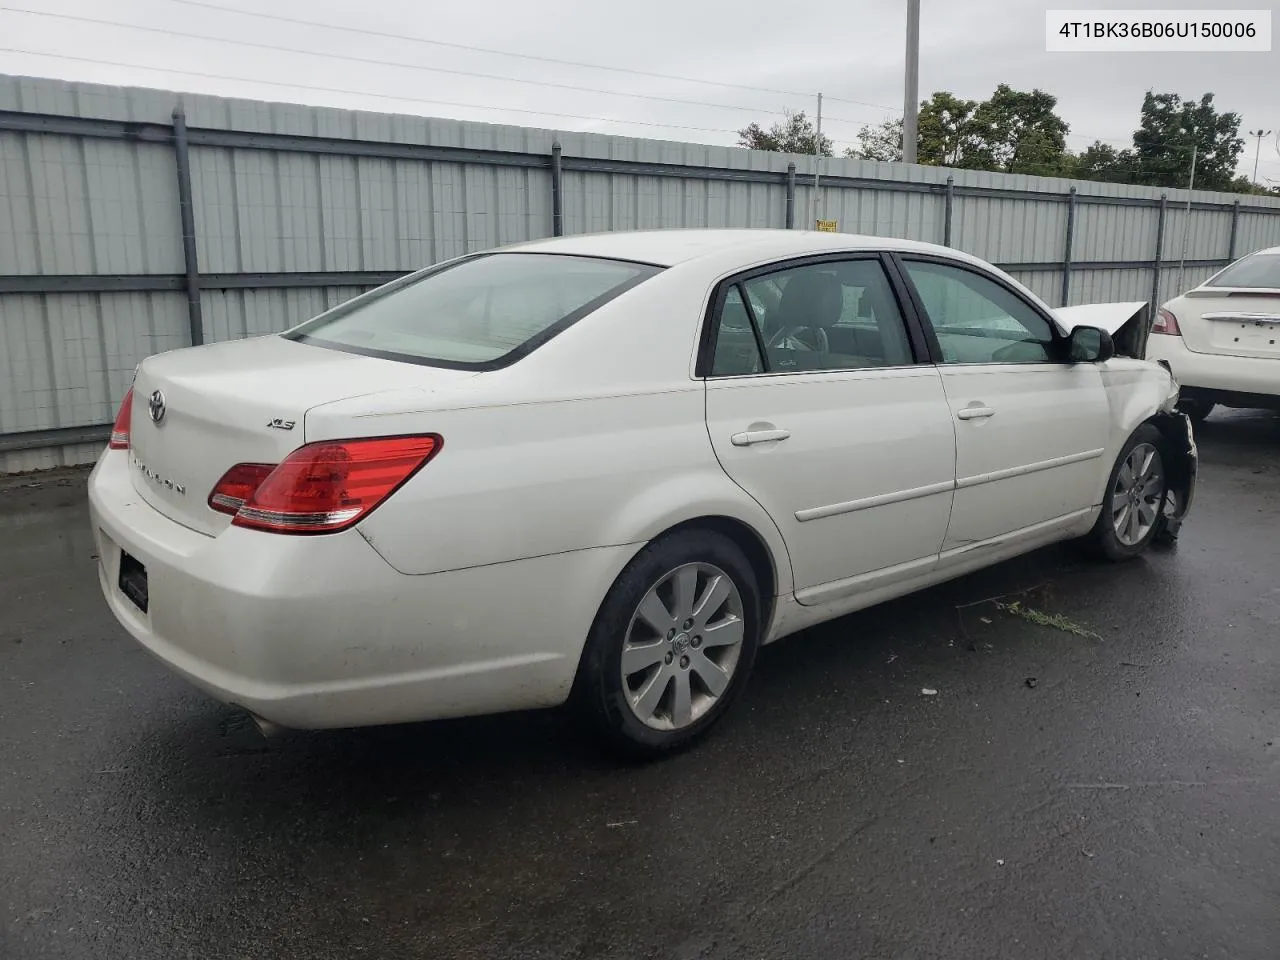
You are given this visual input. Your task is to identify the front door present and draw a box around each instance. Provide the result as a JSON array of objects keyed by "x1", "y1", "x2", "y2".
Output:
[
  {"x1": 703, "y1": 255, "x2": 957, "y2": 606},
  {"x1": 896, "y1": 256, "x2": 1112, "y2": 552}
]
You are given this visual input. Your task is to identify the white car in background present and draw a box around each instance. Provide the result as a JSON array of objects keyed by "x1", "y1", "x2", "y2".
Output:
[
  {"x1": 89, "y1": 229, "x2": 1196, "y2": 758},
  {"x1": 1148, "y1": 246, "x2": 1280, "y2": 421}
]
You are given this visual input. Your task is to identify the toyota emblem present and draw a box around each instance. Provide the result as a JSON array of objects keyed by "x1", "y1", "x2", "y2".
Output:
[{"x1": 148, "y1": 389, "x2": 166, "y2": 424}]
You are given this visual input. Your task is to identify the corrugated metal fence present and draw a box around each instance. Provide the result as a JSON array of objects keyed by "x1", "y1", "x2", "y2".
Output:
[{"x1": 3, "y1": 73, "x2": 1280, "y2": 472}]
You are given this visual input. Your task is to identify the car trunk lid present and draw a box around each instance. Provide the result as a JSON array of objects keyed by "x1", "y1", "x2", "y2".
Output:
[
  {"x1": 128, "y1": 335, "x2": 473, "y2": 536},
  {"x1": 1176, "y1": 289, "x2": 1280, "y2": 359}
]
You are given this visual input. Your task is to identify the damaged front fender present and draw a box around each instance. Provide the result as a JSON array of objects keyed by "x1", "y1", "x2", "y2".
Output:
[{"x1": 1150, "y1": 410, "x2": 1198, "y2": 543}]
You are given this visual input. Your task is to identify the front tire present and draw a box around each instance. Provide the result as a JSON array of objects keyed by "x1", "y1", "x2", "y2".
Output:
[
  {"x1": 1085, "y1": 424, "x2": 1169, "y2": 562},
  {"x1": 572, "y1": 529, "x2": 761, "y2": 759}
]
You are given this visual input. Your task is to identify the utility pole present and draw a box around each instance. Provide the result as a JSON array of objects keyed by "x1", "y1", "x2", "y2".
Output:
[
  {"x1": 1248, "y1": 129, "x2": 1272, "y2": 183},
  {"x1": 808, "y1": 93, "x2": 824, "y2": 228},
  {"x1": 903, "y1": 0, "x2": 920, "y2": 164},
  {"x1": 1176, "y1": 142, "x2": 1196, "y2": 293}
]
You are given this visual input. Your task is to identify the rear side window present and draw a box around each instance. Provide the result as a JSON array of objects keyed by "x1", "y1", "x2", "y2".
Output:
[
  {"x1": 1206, "y1": 253, "x2": 1280, "y2": 289},
  {"x1": 286, "y1": 253, "x2": 660, "y2": 368},
  {"x1": 708, "y1": 258, "x2": 916, "y2": 376}
]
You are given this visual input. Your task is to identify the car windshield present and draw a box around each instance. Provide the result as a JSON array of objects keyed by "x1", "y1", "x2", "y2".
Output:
[
  {"x1": 1206, "y1": 252, "x2": 1280, "y2": 289},
  {"x1": 285, "y1": 252, "x2": 661, "y2": 368}
]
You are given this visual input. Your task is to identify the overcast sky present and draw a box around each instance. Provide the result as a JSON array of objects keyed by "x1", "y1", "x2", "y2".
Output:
[{"x1": 2, "y1": 0, "x2": 1278, "y2": 182}]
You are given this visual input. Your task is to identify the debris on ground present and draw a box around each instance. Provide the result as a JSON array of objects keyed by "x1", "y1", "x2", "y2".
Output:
[
  {"x1": 921, "y1": 688, "x2": 938, "y2": 696},
  {"x1": 1025, "y1": 677, "x2": 1038, "y2": 688},
  {"x1": 995, "y1": 600, "x2": 1102, "y2": 640}
]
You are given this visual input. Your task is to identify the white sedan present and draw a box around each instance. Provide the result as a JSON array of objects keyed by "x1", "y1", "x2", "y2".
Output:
[
  {"x1": 1148, "y1": 245, "x2": 1280, "y2": 421},
  {"x1": 89, "y1": 229, "x2": 1196, "y2": 757}
]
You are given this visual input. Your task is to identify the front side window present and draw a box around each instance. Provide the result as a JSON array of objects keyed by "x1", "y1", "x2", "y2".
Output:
[
  {"x1": 902, "y1": 259, "x2": 1059, "y2": 364},
  {"x1": 709, "y1": 258, "x2": 916, "y2": 375},
  {"x1": 1206, "y1": 252, "x2": 1280, "y2": 289},
  {"x1": 286, "y1": 253, "x2": 659, "y2": 367}
]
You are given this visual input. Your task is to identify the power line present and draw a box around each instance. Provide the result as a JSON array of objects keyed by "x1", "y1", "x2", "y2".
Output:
[
  {"x1": 0, "y1": 48, "x2": 750, "y2": 137},
  {"x1": 0, "y1": 7, "x2": 804, "y2": 122},
  {"x1": 0, "y1": 6, "x2": 891, "y2": 130},
  {"x1": 0, "y1": 45, "x2": 864, "y2": 148},
  {"x1": 160, "y1": 0, "x2": 896, "y2": 112}
]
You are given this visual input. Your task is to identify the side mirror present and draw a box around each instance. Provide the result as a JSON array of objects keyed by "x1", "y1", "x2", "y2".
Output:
[{"x1": 1068, "y1": 325, "x2": 1115, "y2": 363}]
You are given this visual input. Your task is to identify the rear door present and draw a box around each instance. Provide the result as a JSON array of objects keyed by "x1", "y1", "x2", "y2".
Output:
[
  {"x1": 895, "y1": 255, "x2": 1111, "y2": 552},
  {"x1": 702, "y1": 254, "x2": 957, "y2": 606}
]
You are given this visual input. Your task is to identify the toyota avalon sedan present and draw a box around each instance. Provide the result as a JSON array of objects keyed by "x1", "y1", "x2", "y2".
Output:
[
  {"x1": 1147, "y1": 246, "x2": 1280, "y2": 421},
  {"x1": 89, "y1": 229, "x2": 1196, "y2": 757}
]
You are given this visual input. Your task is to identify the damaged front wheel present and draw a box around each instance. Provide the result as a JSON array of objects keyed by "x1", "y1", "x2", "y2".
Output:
[{"x1": 1084, "y1": 424, "x2": 1170, "y2": 562}]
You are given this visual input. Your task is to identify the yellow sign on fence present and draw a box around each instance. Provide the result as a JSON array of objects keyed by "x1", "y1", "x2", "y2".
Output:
[{"x1": 815, "y1": 219, "x2": 838, "y2": 232}]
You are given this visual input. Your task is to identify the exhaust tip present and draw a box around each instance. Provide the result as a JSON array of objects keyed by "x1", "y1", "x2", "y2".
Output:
[{"x1": 250, "y1": 713, "x2": 288, "y2": 739}]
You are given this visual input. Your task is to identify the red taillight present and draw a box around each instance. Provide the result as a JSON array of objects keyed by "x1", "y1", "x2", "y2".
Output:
[
  {"x1": 1153, "y1": 307, "x2": 1182, "y2": 336},
  {"x1": 109, "y1": 387, "x2": 134, "y2": 450},
  {"x1": 226, "y1": 435, "x2": 441, "y2": 535},
  {"x1": 208, "y1": 463, "x2": 276, "y2": 515}
]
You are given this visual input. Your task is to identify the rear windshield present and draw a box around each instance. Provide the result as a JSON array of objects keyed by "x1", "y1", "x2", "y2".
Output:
[
  {"x1": 285, "y1": 252, "x2": 661, "y2": 368},
  {"x1": 1206, "y1": 253, "x2": 1280, "y2": 289}
]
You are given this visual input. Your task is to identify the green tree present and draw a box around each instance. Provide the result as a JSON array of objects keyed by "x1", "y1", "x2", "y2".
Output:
[
  {"x1": 848, "y1": 94, "x2": 979, "y2": 165},
  {"x1": 849, "y1": 86, "x2": 1067, "y2": 173},
  {"x1": 963, "y1": 84, "x2": 1070, "y2": 174},
  {"x1": 916, "y1": 91, "x2": 980, "y2": 166},
  {"x1": 1129, "y1": 92, "x2": 1244, "y2": 191},
  {"x1": 1066, "y1": 141, "x2": 1135, "y2": 183},
  {"x1": 737, "y1": 109, "x2": 833, "y2": 156},
  {"x1": 848, "y1": 117, "x2": 902, "y2": 161}
]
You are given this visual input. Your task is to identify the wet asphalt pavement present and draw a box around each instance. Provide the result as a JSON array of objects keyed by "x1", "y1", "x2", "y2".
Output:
[{"x1": 2, "y1": 412, "x2": 1278, "y2": 960}]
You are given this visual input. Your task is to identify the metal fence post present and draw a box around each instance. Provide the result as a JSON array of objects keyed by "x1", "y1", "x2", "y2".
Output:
[
  {"x1": 1228, "y1": 199, "x2": 1240, "y2": 262},
  {"x1": 785, "y1": 163, "x2": 796, "y2": 229},
  {"x1": 551, "y1": 141, "x2": 563, "y2": 237},
  {"x1": 1151, "y1": 194, "x2": 1167, "y2": 312},
  {"x1": 1060, "y1": 186, "x2": 1077, "y2": 306},
  {"x1": 943, "y1": 175, "x2": 954, "y2": 246},
  {"x1": 171, "y1": 106, "x2": 204, "y2": 347}
]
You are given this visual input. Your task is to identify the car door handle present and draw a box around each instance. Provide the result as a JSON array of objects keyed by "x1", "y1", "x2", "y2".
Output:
[
  {"x1": 730, "y1": 428, "x2": 792, "y2": 446},
  {"x1": 956, "y1": 404, "x2": 996, "y2": 421}
]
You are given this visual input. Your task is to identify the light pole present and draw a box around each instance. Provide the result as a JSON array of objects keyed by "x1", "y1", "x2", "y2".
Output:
[
  {"x1": 903, "y1": 0, "x2": 920, "y2": 164},
  {"x1": 1172, "y1": 128, "x2": 1192, "y2": 293},
  {"x1": 1248, "y1": 129, "x2": 1272, "y2": 183}
]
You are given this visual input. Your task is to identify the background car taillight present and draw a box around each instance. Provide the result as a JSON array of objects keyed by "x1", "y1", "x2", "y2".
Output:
[
  {"x1": 216, "y1": 435, "x2": 441, "y2": 534},
  {"x1": 1153, "y1": 308, "x2": 1182, "y2": 336},
  {"x1": 208, "y1": 463, "x2": 276, "y2": 515},
  {"x1": 108, "y1": 387, "x2": 134, "y2": 450}
]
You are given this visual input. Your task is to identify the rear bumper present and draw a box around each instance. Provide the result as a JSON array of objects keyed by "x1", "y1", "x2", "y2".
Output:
[
  {"x1": 88, "y1": 450, "x2": 629, "y2": 729},
  {"x1": 1147, "y1": 335, "x2": 1280, "y2": 400}
]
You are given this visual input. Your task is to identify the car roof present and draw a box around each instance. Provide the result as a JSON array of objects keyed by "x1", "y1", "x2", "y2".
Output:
[{"x1": 501, "y1": 228, "x2": 977, "y2": 269}]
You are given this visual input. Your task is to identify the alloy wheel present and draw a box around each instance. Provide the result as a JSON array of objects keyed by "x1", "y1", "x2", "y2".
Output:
[{"x1": 620, "y1": 562, "x2": 746, "y2": 731}]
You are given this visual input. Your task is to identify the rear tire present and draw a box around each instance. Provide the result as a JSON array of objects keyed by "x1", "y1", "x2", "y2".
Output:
[
  {"x1": 1084, "y1": 424, "x2": 1170, "y2": 562},
  {"x1": 572, "y1": 529, "x2": 761, "y2": 760}
]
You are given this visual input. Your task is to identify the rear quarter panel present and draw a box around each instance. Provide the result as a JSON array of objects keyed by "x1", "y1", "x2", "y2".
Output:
[{"x1": 326, "y1": 387, "x2": 793, "y2": 594}]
